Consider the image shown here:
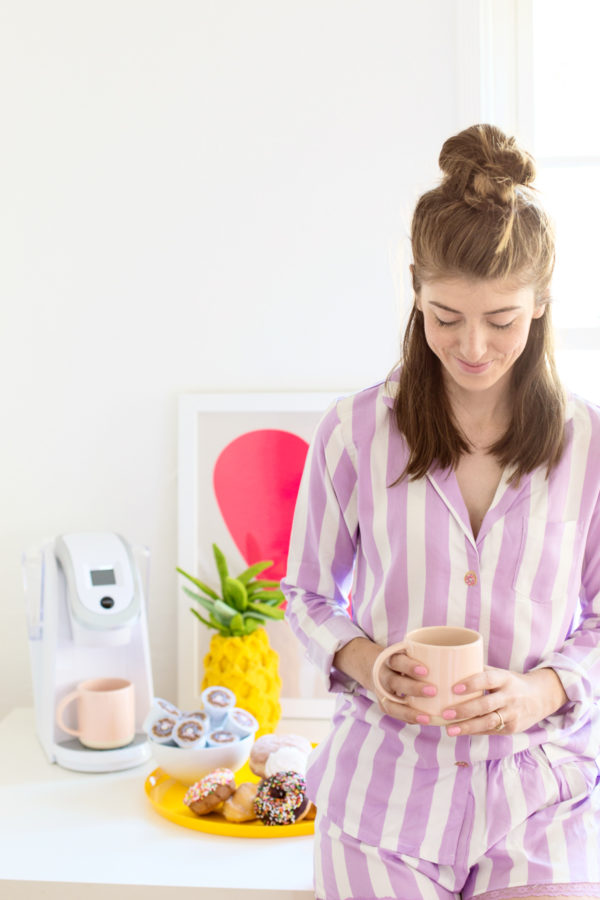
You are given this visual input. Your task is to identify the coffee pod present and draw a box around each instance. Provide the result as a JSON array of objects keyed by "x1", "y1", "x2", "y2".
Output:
[
  {"x1": 183, "y1": 710, "x2": 210, "y2": 728},
  {"x1": 147, "y1": 714, "x2": 179, "y2": 744},
  {"x1": 225, "y1": 707, "x2": 258, "y2": 738},
  {"x1": 206, "y1": 728, "x2": 238, "y2": 747},
  {"x1": 201, "y1": 686, "x2": 236, "y2": 725},
  {"x1": 142, "y1": 697, "x2": 182, "y2": 734},
  {"x1": 173, "y1": 717, "x2": 207, "y2": 748}
]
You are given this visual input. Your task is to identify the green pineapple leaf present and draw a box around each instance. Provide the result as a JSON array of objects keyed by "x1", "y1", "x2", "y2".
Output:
[
  {"x1": 246, "y1": 599, "x2": 285, "y2": 620},
  {"x1": 180, "y1": 545, "x2": 285, "y2": 635},
  {"x1": 214, "y1": 599, "x2": 238, "y2": 623},
  {"x1": 209, "y1": 612, "x2": 230, "y2": 634},
  {"x1": 223, "y1": 576, "x2": 248, "y2": 611},
  {"x1": 247, "y1": 589, "x2": 285, "y2": 605},
  {"x1": 246, "y1": 579, "x2": 280, "y2": 593},
  {"x1": 177, "y1": 567, "x2": 219, "y2": 600},
  {"x1": 212, "y1": 544, "x2": 229, "y2": 593},
  {"x1": 190, "y1": 607, "x2": 226, "y2": 633},
  {"x1": 237, "y1": 560, "x2": 274, "y2": 585},
  {"x1": 183, "y1": 587, "x2": 216, "y2": 613}
]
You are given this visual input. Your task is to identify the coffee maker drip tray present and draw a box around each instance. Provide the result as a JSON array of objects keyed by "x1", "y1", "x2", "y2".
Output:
[{"x1": 55, "y1": 733, "x2": 151, "y2": 773}]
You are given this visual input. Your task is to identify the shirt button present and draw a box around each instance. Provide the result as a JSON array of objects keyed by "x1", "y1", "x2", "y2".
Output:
[
  {"x1": 464, "y1": 570, "x2": 477, "y2": 586},
  {"x1": 455, "y1": 761, "x2": 470, "y2": 767}
]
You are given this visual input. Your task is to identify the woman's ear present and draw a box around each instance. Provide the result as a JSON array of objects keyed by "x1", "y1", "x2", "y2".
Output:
[
  {"x1": 410, "y1": 264, "x2": 422, "y2": 310},
  {"x1": 532, "y1": 290, "x2": 549, "y2": 319}
]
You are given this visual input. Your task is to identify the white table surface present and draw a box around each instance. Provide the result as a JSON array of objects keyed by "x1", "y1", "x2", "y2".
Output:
[{"x1": 0, "y1": 708, "x2": 323, "y2": 899}]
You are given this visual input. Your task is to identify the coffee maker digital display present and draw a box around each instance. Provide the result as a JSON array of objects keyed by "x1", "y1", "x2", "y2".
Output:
[
  {"x1": 22, "y1": 532, "x2": 154, "y2": 773},
  {"x1": 90, "y1": 569, "x2": 116, "y2": 586}
]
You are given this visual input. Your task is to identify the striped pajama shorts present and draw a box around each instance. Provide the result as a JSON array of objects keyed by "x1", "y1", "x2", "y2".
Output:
[{"x1": 313, "y1": 746, "x2": 600, "y2": 900}]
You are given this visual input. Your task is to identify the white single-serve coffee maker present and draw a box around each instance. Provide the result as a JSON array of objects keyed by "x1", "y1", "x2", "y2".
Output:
[{"x1": 22, "y1": 532, "x2": 154, "y2": 772}]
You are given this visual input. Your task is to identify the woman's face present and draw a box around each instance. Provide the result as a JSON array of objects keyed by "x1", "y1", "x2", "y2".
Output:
[{"x1": 417, "y1": 276, "x2": 545, "y2": 399}]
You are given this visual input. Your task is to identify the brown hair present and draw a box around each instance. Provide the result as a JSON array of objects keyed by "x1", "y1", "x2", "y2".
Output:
[{"x1": 393, "y1": 124, "x2": 565, "y2": 484}]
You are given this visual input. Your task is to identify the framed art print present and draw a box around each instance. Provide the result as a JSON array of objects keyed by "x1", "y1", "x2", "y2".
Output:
[{"x1": 177, "y1": 392, "x2": 348, "y2": 719}]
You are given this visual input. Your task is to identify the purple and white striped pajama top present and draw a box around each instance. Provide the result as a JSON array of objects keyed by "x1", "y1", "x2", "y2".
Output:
[{"x1": 282, "y1": 372, "x2": 600, "y2": 896}]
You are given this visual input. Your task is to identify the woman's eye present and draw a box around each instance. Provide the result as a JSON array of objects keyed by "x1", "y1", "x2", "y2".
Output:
[
  {"x1": 489, "y1": 320, "x2": 514, "y2": 330},
  {"x1": 434, "y1": 316, "x2": 459, "y2": 327}
]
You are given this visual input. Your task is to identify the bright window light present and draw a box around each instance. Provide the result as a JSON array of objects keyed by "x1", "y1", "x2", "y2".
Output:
[{"x1": 530, "y1": 0, "x2": 600, "y2": 401}]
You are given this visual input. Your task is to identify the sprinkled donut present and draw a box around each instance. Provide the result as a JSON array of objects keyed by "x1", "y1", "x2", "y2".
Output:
[
  {"x1": 254, "y1": 771, "x2": 308, "y2": 825},
  {"x1": 183, "y1": 767, "x2": 236, "y2": 816}
]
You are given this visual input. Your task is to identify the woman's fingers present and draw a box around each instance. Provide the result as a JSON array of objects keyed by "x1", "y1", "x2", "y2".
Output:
[
  {"x1": 451, "y1": 665, "x2": 506, "y2": 697},
  {"x1": 378, "y1": 696, "x2": 433, "y2": 726},
  {"x1": 380, "y1": 654, "x2": 436, "y2": 700}
]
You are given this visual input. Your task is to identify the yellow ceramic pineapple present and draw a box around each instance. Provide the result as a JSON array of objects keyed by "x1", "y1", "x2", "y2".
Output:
[{"x1": 177, "y1": 544, "x2": 283, "y2": 736}]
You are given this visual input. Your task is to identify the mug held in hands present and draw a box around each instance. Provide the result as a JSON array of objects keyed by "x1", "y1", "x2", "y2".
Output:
[{"x1": 372, "y1": 626, "x2": 484, "y2": 725}]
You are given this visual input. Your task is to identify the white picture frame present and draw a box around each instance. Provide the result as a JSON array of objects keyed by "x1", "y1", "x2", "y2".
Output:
[{"x1": 177, "y1": 392, "x2": 346, "y2": 720}]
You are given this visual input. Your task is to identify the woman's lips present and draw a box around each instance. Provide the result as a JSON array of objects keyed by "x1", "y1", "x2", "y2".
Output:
[{"x1": 455, "y1": 358, "x2": 493, "y2": 374}]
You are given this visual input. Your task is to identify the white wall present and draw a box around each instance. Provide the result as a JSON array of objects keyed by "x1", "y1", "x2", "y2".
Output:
[{"x1": 0, "y1": 0, "x2": 464, "y2": 719}]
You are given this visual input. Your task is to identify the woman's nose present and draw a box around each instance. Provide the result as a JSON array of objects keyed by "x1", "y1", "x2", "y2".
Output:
[{"x1": 460, "y1": 325, "x2": 487, "y2": 361}]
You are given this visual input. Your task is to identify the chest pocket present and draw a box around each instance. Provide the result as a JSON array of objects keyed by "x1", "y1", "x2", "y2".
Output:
[{"x1": 512, "y1": 517, "x2": 581, "y2": 604}]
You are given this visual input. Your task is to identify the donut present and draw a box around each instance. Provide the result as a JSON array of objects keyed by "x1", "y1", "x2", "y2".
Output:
[
  {"x1": 183, "y1": 768, "x2": 236, "y2": 816},
  {"x1": 304, "y1": 801, "x2": 317, "y2": 821},
  {"x1": 222, "y1": 782, "x2": 259, "y2": 822},
  {"x1": 254, "y1": 771, "x2": 309, "y2": 825},
  {"x1": 173, "y1": 717, "x2": 206, "y2": 748},
  {"x1": 249, "y1": 733, "x2": 312, "y2": 777},
  {"x1": 249, "y1": 734, "x2": 282, "y2": 776},
  {"x1": 265, "y1": 745, "x2": 308, "y2": 777},
  {"x1": 280, "y1": 734, "x2": 312, "y2": 756}
]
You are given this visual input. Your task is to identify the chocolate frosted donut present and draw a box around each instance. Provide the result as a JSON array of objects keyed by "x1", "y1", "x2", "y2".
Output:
[
  {"x1": 184, "y1": 768, "x2": 236, "y2": 816},
  {"x1": 254, "y1": 771, "x2": 308, "y2": 825}
]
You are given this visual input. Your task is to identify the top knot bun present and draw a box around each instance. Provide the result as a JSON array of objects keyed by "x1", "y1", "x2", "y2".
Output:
[{"x1": 438, "y1": 123, "x2": 536, "y2": 206}]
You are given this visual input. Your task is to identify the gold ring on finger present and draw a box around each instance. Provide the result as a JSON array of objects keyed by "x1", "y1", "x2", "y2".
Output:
[{"x1": 494, "y1": 710, "x2": 505, "y2": 732}]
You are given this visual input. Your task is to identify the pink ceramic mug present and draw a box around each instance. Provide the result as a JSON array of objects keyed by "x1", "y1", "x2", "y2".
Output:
[
  {"x1": 56, "y1": 677, "x2": 135, "y2": 749},
  {"x1": 372, "y1": 626, "x2": 484, "y2": 725}
]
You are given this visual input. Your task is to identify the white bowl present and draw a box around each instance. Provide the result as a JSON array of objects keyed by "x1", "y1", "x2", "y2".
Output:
[{"x1": 149, "y1": 732, "x2": 255, "y2": 785}]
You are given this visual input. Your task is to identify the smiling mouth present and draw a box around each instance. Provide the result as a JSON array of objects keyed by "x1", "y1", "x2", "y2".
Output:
[{"x1": 455, "y1": 358, "x2": 493, "y2": 374}]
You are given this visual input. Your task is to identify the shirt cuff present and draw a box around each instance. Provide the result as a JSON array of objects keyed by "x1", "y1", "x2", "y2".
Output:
[{"x1": 305, "y1": 614, "x2": 367, "y2": 695}]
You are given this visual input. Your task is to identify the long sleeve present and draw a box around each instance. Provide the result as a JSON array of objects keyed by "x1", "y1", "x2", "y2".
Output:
[
  {"x1": 532, "y1": 491, "x2": 600, "y2": 722},
  {"x1": 282, "y1": 399, "x2": 366, "y2": 693}
]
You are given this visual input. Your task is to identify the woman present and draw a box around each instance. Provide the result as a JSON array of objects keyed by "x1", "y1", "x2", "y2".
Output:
[{"x1": 281, "y1": 124, "x2": 600, "y2": 900}]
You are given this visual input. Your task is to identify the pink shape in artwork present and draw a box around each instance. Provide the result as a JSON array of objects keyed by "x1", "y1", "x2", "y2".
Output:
[{"x1": 213, "y1": 429, "x2": 309, "y2": 582}]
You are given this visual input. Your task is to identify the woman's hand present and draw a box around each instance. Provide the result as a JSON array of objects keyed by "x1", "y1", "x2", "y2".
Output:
[
  {"x1": 371, "y1": 648, "x2": 440, "y2": 725},
  {"x1": 440, "y1": 666, "x2": 569, "y2": 737},
  {"x1": 333, "y1": 638, "x2": 438, "y2": 724}
]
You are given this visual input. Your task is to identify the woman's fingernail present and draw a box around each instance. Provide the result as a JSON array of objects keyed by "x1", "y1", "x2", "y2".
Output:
[
  {"x1": 443, "y1": 709, "x2": 457, "y2": 720},
  {"x1": 416, "y1": 714, "x2": 430, "y2": 724},
  {"x1": 414, "y1": 665, "x2": 428, "y2": 676},
  {"x1": 453, "y1": 684, "x2": 467, "y2": 694},
  {"x1": 447, "y1": 725, "x2": 461, "y2": 736},
  {"x1": 422, "y1": 685, "x2": 437, "y2": 697}
]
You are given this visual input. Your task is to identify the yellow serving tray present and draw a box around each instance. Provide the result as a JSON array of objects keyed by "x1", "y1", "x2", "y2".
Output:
[{"x1": 145, "y1": 758, "x2": 315, "y2": 838}]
